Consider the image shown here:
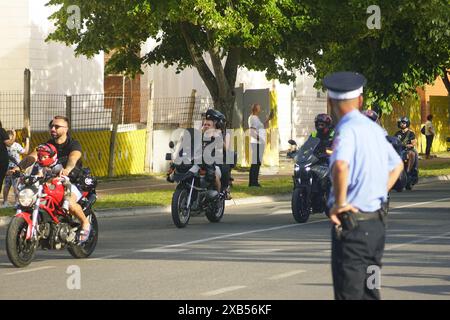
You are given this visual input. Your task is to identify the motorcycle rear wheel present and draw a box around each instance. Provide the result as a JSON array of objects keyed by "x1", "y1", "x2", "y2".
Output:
[
  {"x1": 292, "y1": 187, "x2": 311, "y2": 223},
  {"x1": 6, "y1": 217, "x2": 36, "y2": 268}
]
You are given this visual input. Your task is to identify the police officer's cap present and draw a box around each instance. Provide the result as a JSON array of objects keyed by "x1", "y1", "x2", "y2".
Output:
[{"x1": 323, "y1": 71, "x2": 367, "y2": 100}]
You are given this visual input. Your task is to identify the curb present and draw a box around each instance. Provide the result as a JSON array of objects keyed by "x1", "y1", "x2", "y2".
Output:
[
  {"x1": 1, "y1": 174, "x2": 449, "y2": 227},
  {"x1": 0, "y1": 216, "x2": 12, "y2": 228},
  {"x1": 96, "y1": 193, "x2": 292, "y2": 218},
  {"x1": 418, "y1": 174, "x2": 450, "y2": 184},
  {"x1": 0, "y1": 193, "x2": 292, "y2": 227}
]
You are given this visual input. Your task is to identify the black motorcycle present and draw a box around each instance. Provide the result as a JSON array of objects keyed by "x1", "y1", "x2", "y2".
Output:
[
  {"x1": 287, "y1": 136, "x2": 331, "y2": 223},
  {"x1": 166, "y1": 139, "x2": 226, "y2": 228},
  {"x1": 386, "y1": 136, "x2": 419, "y2": 192}
]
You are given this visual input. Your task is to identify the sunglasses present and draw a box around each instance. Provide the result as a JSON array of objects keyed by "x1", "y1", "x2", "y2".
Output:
[{"x1": 49, "y1": 124, "x2": 67, "y2": 129}]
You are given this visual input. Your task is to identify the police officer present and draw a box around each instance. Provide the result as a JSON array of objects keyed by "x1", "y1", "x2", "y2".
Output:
[{"x1": 324, "y1": 72, "x2": 403, "y2": 300}]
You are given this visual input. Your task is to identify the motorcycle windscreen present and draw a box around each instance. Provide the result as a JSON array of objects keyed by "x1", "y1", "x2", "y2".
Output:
[
  {"x1": 294, "y1": 136, "x2": 321, "y2": 165},
  {"x1": 172, "y1": 128, "x2": 203, "y2": 165}
]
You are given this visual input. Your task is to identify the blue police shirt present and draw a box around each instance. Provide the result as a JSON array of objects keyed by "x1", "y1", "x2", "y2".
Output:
[{"x1": 328, "y1": 110, "x2": 402, "y2": 212}]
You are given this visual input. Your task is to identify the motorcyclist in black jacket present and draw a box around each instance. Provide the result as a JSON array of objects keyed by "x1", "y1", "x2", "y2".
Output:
[{"x1": 309, "y1": 113, "x2": 335, "y2": 162}]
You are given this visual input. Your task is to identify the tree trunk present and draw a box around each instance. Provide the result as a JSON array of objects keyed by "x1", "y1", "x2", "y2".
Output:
[
  {"x1": 213, "y1": 91, "x2": 236, "y2": 128},
  {"x1": 180, "y1": 22, "x2": 240, "y2": 128}
]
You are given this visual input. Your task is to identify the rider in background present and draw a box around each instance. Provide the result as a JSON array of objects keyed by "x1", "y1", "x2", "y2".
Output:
[
  {"x1": 362, "y1": 109, "x2": 388, "y2": 136},
  {"x1": 310, "y1": 113, "x2": 335, "y2": 161},
  {"x1": 183, "y1": 109, "x2": 231, "y2": 199},
  {"x1": 394, "y1": 116, "x2": 418, "y2": 181}
]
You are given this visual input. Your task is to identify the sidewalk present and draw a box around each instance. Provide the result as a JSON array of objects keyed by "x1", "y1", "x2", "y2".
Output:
[
  {"x1": 96, "y1": 152, "x2": 449, "y2": 196},
  {"x1": 96, "y1": 167, "x2": 292, "y2": 197}
]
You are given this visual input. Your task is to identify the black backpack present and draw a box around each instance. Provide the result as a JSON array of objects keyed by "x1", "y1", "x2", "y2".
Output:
[{"x1": 421, "y1": 126, "x2": 426, "y2": 135}]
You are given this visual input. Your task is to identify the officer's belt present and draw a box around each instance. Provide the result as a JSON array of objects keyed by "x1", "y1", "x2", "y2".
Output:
[{"x1": 352, "y1": 210, "x2": 385, "y2": 221}]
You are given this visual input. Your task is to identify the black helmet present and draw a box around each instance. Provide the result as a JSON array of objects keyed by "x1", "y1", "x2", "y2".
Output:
[
  {"x1": 314, "y1": 113, "x2": 333, "y2": 134},
  {"x1": 397, "y1": 116, "x2": 410, "y2": 128},
  {"x1": 363, "y1": 109, "x2": 379, "y2": 122},
  {"x1": 203, "y1": 109, "x2": 226, "y2": 129}
]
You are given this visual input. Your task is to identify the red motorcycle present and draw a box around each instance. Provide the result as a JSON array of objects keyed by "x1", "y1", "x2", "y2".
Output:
[{"x1": 5, "y1": 165, "x2": 98, "y2": 268}]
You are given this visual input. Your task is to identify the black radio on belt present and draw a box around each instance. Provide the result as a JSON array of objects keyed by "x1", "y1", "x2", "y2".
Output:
[{"x1": 340, "y1": 212, "x2": 359, "y2": 231}]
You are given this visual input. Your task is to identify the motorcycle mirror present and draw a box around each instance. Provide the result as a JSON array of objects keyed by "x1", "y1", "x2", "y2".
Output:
[
  {"x1": 165, "y1": 153, "x2": 172, "y2": 161},
  {"x1": 169, "y1": 141, "x2": 175, "y2": 149},
  {"x1": 288, "y1": 139, "x2": 297, "y2": 146}
]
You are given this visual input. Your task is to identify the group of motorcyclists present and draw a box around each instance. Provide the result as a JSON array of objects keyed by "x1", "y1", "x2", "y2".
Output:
[
  {"x1": 286, "y1": 107, "x2": 420, "y2": 222},
  {"x1": 3, "y1": 106, "x2": 420, "y2": 266}
]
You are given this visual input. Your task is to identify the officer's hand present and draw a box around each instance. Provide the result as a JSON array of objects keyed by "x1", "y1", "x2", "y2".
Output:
[{"x1": 329, "y1": 204, "x2": 358, "y2": 225}]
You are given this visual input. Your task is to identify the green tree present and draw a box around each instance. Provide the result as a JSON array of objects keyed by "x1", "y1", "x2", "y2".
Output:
[
  {"x1": 295, "y1": 0, "x2": 450, "y2": 113},
  {"x1": 46, "y1": 0, "x2": 315, "y2": 123}
]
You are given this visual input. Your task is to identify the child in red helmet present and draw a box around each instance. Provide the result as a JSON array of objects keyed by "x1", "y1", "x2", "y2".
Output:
[{"x1": 35, "y1": 143, "x2": 72, "y2": 212}]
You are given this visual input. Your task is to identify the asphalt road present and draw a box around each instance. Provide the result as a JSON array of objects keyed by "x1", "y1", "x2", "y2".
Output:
[{"x1": 0, "y1": 180, "x2": 449, "y2": 300}]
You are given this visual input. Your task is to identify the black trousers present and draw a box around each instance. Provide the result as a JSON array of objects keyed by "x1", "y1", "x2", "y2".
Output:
[
  {"x1": 425, "y1": 135, "x2": 434, "y2": 156},
  {"x1": 218, "y1": 164, "x2": 230, "y2": 190},
  {"x1": 0, "y1": 161, "x2": 8, "y2": 196},
  {"x1": 249, "y1": 143, "x2": 264, "y2": 186},
  {"x1": 331, "y1": 218, "x2": 386, "y2": 300}
]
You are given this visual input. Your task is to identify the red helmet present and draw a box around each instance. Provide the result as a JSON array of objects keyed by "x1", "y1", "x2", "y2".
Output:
[{"x1": 36, "y1": 143, "x2": 58, "y2": 167}]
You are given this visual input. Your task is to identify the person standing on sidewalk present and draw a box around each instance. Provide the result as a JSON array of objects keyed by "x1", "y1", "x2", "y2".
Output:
[
  {"x1": 324, "y1": 71, "x2": 403, "y2": 300},
  {"x1": 248, "y1": 103, "x2": 272, "y2": 187},
  {"x1": 2, "y1": 129, "x2": 30, "y2": 207},
  {"x1": 425, "y1": 114, "x2": 435, "y2": 159},
  {"x1": 0, "y1": 122, "x2": 16, "y2": 202}
]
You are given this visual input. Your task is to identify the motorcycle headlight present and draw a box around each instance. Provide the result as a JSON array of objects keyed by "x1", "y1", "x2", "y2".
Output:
[
  {"x1": 294, "y1": 164, "x2": 300, "y2": 172},
  {"x1": 18, "y1": 188, "x2": 37, "y2": 207}
]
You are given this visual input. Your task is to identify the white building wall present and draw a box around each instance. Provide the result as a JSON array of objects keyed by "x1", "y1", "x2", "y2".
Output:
[
  {"x1": 0, "y1": 0, "x2": 103, "y2": 94},
  {"x1": 0, "y1": 0, "x2": 30, "y2": 91},
  {"x1": 292, "y1": 73, "x2": 327, "y2": 146}
]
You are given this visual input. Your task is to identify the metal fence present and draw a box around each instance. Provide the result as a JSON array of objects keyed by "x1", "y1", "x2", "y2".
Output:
[
  {"x1": 0, "y1": 92, "x2": 23, "y2": 130},
  {"x1": 1, "y1": 90, "x2": 216, "y2": 132},
  {"x1": 152, "y1": 95, "x2": 213, "y2": 129},
  {"x1": 0, "y1": 92, "x2": 144, "y2": 132}
]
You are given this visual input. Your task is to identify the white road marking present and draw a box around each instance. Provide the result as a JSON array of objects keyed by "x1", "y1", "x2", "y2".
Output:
[
  {"x1": 268, "y1": 270, "x2": 306, "y2": 280},
  {"x1": 268, "y1": 210, "x2": 291, "y2": 215},
  {"x1": 202, "y1": 285, "x2": 247, "y2": 296},
  {"x1": 135, "y1": 195, "x2": 449, "y2": 254},
  {"x1": 230, "y1": 248, "x2": 282, "y2": 254},
  {"x1": 4, "y1": 266, "x2": 55, "y2": 276},
  {"x1": 135, "y1": 219, "x2": 327, "y2": 253},
  {"x1": 386, "y1": 231, "x2": 450, "y2": 251},
  {"x1": 89, "y1": 255, "x2": 120, "y2": 261},
  {"x1": 138, "y1": 248, "x2": 189, "y2": 253},
  {"x1": 391, "y1": 197, "x2": 450, "y2": 210}
]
